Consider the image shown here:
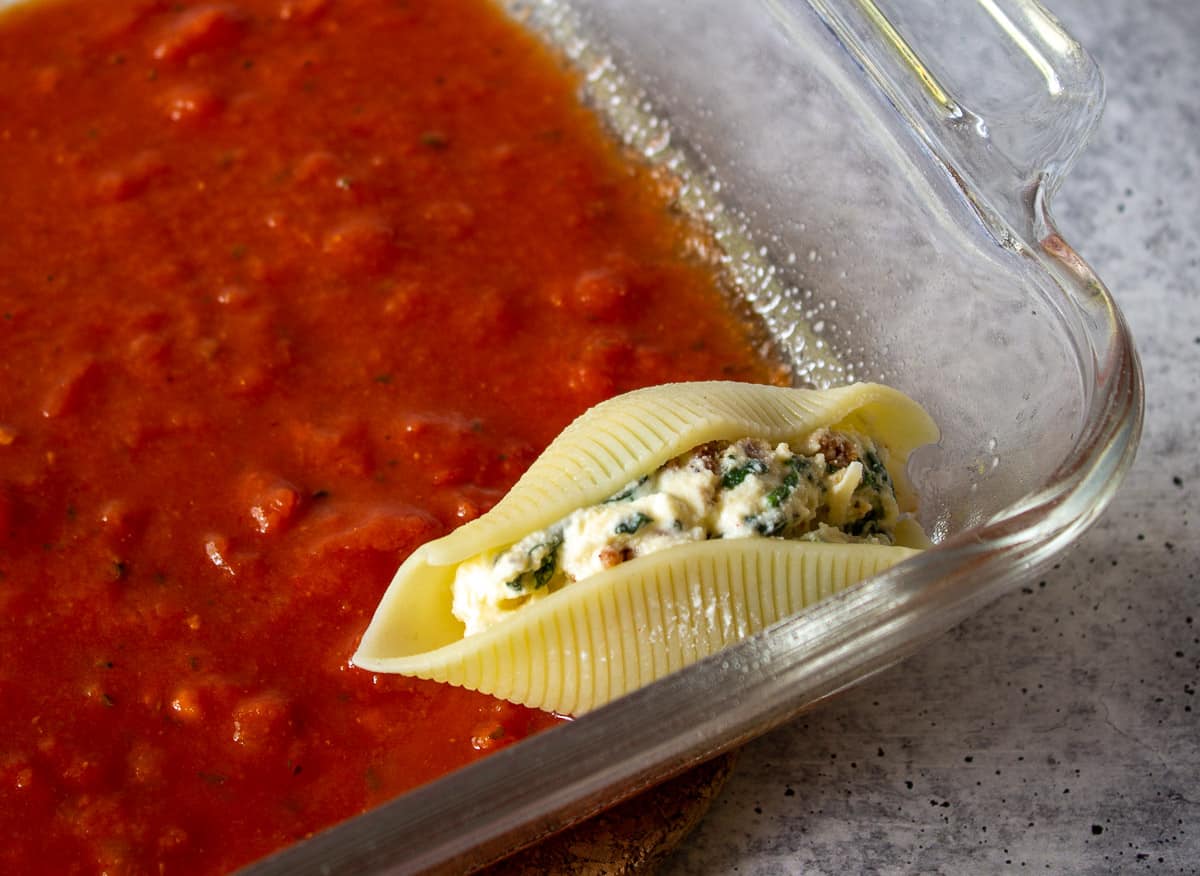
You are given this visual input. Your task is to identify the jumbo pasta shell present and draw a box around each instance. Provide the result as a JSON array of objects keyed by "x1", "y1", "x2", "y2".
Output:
[{"x1": 353, "y1": 382, "x2": 938, "y2": 714}]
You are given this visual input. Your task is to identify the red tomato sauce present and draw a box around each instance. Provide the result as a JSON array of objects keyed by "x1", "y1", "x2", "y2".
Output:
[{"x1": 0, "y1": 0, "x2": 777, "y2": 872}]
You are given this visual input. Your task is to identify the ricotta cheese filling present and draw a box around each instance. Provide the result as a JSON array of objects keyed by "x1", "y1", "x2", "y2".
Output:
[{"x1": 451, "y1": 428, "x2": 901, "y2": 636}]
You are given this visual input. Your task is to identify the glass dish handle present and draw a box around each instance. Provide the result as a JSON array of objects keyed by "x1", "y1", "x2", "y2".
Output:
[
  {"x1": 803, "y1": 0, "x2": 1140, "y2": 533},
  {"x1": 798, "y1": 0, "x2": 1105, "y2": 240}
]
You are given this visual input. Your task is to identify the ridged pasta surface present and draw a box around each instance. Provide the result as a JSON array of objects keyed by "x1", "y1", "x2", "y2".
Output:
[
  {"x1": 359, "y1": 540, "x2": 917, "y2": 714},
  {"x1": 353, "y1": 382, "x2": 937, "y2": 714}
]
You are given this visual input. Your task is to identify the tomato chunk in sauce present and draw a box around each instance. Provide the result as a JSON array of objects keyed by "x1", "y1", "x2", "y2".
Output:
[{"x1": 0, "y1": 0, "x2": 778, "y2": 872}]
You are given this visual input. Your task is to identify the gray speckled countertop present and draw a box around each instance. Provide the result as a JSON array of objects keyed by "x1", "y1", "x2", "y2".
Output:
[{"x1": 663, "y1": 1, "x2": 1200, "y2": 873}]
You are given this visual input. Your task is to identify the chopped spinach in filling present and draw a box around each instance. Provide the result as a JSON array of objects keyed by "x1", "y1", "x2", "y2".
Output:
[{"x1": 451, "y1": 428, "x2": 904, "y2": 635}]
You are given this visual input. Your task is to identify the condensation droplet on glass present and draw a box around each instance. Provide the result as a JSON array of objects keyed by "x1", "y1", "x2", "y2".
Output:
[
  {"x1": 643, "y1": 131, "x2": 670, "y2": 156},
  {"x1": 586, "y1": 58, "x2": 611, "y2": 83}
]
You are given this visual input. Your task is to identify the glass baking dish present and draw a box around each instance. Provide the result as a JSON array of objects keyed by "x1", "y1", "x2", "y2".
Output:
[{"x1": 223, "y1": 0, "x2": 1138, "y2": 872}]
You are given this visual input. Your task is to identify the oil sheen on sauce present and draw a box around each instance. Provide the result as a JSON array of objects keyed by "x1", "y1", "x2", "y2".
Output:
[{"x1": 0, "y1": 0, "x2": 778, "y2": 871}]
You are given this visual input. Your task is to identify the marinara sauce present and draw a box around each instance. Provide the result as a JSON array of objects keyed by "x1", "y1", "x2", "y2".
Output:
[{"x1": 0, "y1": 0, "x2": 777, "y2": 871}]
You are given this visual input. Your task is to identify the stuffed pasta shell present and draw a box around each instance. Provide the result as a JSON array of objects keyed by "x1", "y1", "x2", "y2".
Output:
[{"x1": 353, "y1": 382, "x2": 938, "y2": 715}]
